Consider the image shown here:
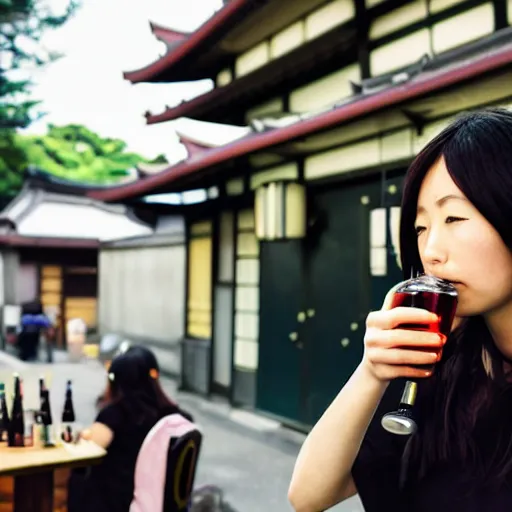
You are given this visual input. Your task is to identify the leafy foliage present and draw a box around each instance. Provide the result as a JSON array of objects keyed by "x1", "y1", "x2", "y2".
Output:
[
  {"x1": 0, "y1": 2, "x2": 168, "y2": 200},
  {"x1": 0, "y1": 0, "x2": 82, "y2": 202},
  {"x1": 0, "y1": 3, "x2": 169, "y2": 198},
  {"x1": 0, "y1": 129, "x2": 24, "y2": 196},
  {"x1": 0, "y1": 123, "x2": 168, "y2": 197},
  {"x1": 0, "y1": 0, "x2": 80, "y2": 129}
]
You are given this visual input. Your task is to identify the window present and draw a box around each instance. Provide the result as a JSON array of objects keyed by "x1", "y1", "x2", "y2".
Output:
[{"x1": 187, "y1": 222, "x2": 212, "y2": 338}]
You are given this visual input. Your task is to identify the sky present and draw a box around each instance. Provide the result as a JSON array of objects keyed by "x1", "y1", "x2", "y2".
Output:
[{"x1": 21, "y1": 0, "x2": 224, "y2": 163}]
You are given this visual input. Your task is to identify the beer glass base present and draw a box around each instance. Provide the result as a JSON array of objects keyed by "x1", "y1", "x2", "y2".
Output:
[{"x1": 381, "y1": 412, "x2": 418, "y2": 436}]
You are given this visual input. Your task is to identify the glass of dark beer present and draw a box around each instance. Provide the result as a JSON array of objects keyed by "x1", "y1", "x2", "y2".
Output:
[{"x1": 381, "y1": 274, "x2": 458, "y2": 435}]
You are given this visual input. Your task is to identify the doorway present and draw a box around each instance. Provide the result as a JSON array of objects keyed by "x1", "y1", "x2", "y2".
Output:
[{"x1": 256, "y1": 171, "x2": 405, "y2": 426}]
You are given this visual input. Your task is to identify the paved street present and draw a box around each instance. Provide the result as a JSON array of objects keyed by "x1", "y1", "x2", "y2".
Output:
[
  {"x1": 0, "y1": 350, "x2": 364, "y2": 512},
  {"x1": 174, "y1": 392, "x2": 364, "y2": 512}
]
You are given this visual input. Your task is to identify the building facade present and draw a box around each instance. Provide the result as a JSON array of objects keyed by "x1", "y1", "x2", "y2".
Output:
[
  {"x1": 97, "y1": 215, "x2": 186, "y2": 378},
  {"x1": 0, "y1": 168, "x2": 152, "y2": 348},
  {"x1": 91, "y1": 0, "x2": 512, "y2": 428}
]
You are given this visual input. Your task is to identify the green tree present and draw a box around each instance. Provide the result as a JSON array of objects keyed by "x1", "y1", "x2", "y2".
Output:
[
  {"x1": 0, "y1": 130, "x2": 24, "y2": 196},
  {"x1": 0, "y1": 0, "x2": 79, "y2": 197},
  {"x1": 4, "y1": 124, "x2": 166, "y2": 192},
  {"x1": 0, "y1": 3, "x2": 167, "y2": 200},
  {"x1": 1, "y1": 0, "x2": 80, "y2": 129}
]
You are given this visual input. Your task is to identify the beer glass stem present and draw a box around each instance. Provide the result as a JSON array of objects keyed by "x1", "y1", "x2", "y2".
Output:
[{"x1": 381, "y1": 380, "x2": 418, "y2": 435}]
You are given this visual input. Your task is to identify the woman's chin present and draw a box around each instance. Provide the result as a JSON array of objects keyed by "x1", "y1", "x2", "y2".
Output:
[{"x1": 454, "y1": 302, "x2": 483, "y2": 319}]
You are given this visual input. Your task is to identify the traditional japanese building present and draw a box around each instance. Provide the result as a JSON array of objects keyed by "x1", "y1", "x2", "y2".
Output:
[
  {"x1": 91, "y1": 0, "x2": 512, "y2": 428},
  {"x1": 0, "y1": 168, "x2": 152, "y2": 348}
]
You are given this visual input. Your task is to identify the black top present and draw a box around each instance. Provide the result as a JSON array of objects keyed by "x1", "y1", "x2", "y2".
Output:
[
  {"x1": 352, "y1": 378, "x2": 512, "y2": 512},
  {"x1": 83, "y1": 401, "x2": 193, "y2": 512}
]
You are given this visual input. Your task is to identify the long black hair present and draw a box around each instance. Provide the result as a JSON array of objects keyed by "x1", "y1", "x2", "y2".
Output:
[
  {"x1": 106, "y1": 345, "x2": 179, "y2": 425},
  {"x1": 399, "y1": 107, "x2": 512, "y2": 487}
]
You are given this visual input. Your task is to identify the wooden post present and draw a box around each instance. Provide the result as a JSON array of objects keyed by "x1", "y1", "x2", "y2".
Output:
[
  {"x1": 0, "y1": 468, "x2": 71, "y2": 512},
  {"x1": 14, "y1": 471, "x2": 53, "y2": 512}
]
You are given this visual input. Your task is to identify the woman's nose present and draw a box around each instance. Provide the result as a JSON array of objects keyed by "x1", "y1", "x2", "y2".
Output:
[{"x1": 421, "y1": 230, "x2": 448, "y2": 266}]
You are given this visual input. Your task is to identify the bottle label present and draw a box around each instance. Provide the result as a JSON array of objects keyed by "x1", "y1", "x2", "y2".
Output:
[
  {"x1": 13, "y1": 432, "x2": 24, "y2": 447},
  {"x1": 61, "y1": 422, "x2": 75, "y2": 443}
]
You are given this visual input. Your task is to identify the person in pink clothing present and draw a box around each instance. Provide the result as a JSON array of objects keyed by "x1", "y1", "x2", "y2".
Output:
[{"x1": 67, "y1": 345, "x2": 193, "y2": 512}]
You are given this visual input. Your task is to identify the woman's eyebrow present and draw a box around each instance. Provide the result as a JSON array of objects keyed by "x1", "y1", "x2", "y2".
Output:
[
  {"x1": 417, "y1": 194, "x2": 467, "y2": 213},
  {"x1": 435, "y1": 194, "x2": 467, "y2": 206}
]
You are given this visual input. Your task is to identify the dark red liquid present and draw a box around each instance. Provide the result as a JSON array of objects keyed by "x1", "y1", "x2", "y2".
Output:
[{"x1": 391, "y1": 291, "x2": 458, "y2": 370}]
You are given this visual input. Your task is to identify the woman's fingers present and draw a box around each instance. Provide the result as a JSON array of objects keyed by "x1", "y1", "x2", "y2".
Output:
[
  {"x1": 362, "y1": 283, "x2": 448, "y2": 383},
  {"x1": 369, "y1": 347, "x2": 440, "y2": 366},
  {"x1": 365, "y1": 327, "x2": 444, "y2": 349},
  {"x1": 381, "y1": 282, "x2": 403, "y2": 310},
  {"x1": 370, "y1": 364, "x2": 434, "y2": 381},
  {"x1": 366, "y1": 307, "x2": 438, "y2": 330}
]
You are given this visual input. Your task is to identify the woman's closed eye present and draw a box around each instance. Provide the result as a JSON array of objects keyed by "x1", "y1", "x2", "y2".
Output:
[
  {"x1": 445, "y1": 216, "x2": 467, "y2": 224},
  {"x1": 414, "y1": 216, "x2": 467, "y2": 235}
]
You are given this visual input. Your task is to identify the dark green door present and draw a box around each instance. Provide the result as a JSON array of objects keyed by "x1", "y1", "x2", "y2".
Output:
[
  {"x1": 303, "y1": 173, "x2": 407, "y2": 424},
  {"x1": 257, "y1": 240, "x2": 307, "y2": 423},
  {"x1": 303, "y1": 179, "x2": 379, "y2": 424},
  {"x1": 256, "y1": 171, "x2": 406, "y2": 427}
]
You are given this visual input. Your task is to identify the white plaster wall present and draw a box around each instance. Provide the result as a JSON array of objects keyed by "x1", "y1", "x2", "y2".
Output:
[{"x1": 98, "y1": 243, "x2": 186, "y2": 376}]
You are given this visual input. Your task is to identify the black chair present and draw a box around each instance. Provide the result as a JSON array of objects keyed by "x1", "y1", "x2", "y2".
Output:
[{"x1": 163, "y1": 428, "x2": 203, "y2": 512}]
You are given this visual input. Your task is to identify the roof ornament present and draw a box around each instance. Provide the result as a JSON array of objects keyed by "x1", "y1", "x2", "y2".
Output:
[
  {"x1": 250, "y1": 113, "x2": 304, "y2": 133},
  {"x1": 349, "y1": 54, "x2": 432, "y2": 97},
  {"x1": 149, "y1": 21, "x2": 189, "y2": 49}
]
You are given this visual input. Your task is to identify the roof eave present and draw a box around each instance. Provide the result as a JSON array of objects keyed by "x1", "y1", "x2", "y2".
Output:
[
  {"x1": 146, "y1": 89, "x2": 218, "y2": 123},
  {"x1": 0, "y1": 234, "x2": 100, "y2": 249},
  {"x1": 149, "y1": 21, "x2": 189, "y2": 46},
  {"x1": 123, "y1": 0, "x2": 255, "y2": 84},
  {"x1": 93, "y1": 43, "x2": 512, "y2": 202},
  {"x1": 143, "y1": 24, "x2": 358, "y2": 123}
]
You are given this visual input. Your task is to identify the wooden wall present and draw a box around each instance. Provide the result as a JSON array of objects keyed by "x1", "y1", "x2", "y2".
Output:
[{"x1": 0, "y1": 468, "x2": 70, "y2": 512}]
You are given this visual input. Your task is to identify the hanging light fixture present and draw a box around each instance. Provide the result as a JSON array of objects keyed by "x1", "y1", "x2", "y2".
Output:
[{"x1": 254, "y1": 181, "x2": 307, "y2": 241}]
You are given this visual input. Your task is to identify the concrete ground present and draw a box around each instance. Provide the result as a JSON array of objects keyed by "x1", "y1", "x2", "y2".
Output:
[{"x1": 0, "y1": 349, "x2": 364, "y2": 512}]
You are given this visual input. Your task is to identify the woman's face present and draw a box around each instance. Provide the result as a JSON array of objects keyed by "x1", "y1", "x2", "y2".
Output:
[{"x1": 415, "y1": 156, "x2": 512, "y2": 318}]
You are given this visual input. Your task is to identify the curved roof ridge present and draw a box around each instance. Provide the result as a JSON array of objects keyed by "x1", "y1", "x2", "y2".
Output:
[
  {"x1": 123, "y1": 0, "x2": 253, "y2": 84},
  {"x1": 149, "y1": 21, "x2": 189, "y2": 48},
  {"x1": 93, "y1": 41, "x2": 512, "y2": 202}
]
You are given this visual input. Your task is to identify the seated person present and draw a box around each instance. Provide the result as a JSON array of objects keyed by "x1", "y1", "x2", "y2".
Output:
[
  {"x1": 17, "y1": 301, "x2": 52, "y2": 361},
  {"x1": 68, "y1": 345, "x2": 193, "y2": 512}
]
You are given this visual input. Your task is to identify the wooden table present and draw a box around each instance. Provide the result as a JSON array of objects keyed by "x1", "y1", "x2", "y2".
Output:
[{"x1": 0, "y1": 441, "x2": 106, "y2": 512}]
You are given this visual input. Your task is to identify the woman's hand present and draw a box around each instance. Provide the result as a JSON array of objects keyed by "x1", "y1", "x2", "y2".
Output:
[
  {"x1": 77, "y1": 423, "x2": 113, "y2": 449},
  {"x1": 362, "y1": 286, "x2": 445, "y2": 382},
  {"x1": 80, "y1": 428, "x2": 92, "y2": 441}
]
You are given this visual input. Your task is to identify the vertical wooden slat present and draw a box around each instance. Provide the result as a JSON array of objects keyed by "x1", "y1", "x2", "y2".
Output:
[
  {"x1": 53, "y1": 468, "x2": 70, "y2": 512},
  {"x1": 40, "y1": 266, "x2": 64, "y2": 348},
  {"x1": 14, "y1": 472, "x2": 53, "y2": 512},
  {"x1": 0, "y1": 469, "x2": 69, "y2": 512},
  {"x1": 0, "y1": 476, "x2": 14, "y2": 512}
]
